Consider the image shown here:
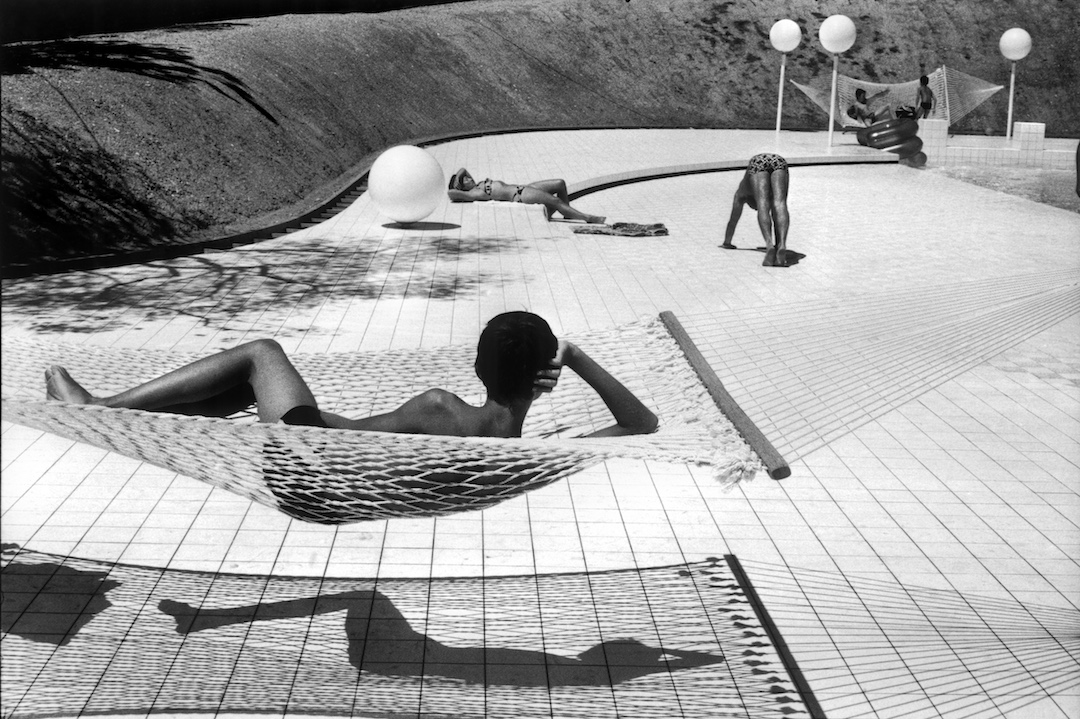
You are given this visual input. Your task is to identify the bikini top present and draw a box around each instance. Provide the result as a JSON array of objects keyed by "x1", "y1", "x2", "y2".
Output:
[{"x1": 481, "y1": 178, "x2": 492, "y2": 196}]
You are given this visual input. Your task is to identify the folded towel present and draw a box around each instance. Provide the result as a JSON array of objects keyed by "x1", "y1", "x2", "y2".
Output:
[{"x1": 572, "y1": 222, "x2": 669, "y2": 237}]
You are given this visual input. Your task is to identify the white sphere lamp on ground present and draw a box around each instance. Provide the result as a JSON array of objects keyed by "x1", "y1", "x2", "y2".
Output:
[
  {"x1": 367, "y1": 145, "x2": 446, "y2": 225},
  {"x1": 819, "y1": 15, "x2": 857, "y2": 149},
  {"x1": 770, "y1": 19, "x2": 802, "y2": 143},
  {"x1": 999, "y1": 28, "x2": 1032, "y2": 141}
]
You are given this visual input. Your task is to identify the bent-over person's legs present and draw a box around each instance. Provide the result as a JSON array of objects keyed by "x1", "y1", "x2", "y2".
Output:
[
  {"x1": 770, "y1": 168, "x2": 790, "y2": 264},
  {"x1": 749, "y1": 172, "x2": 778, "y2": 265}
]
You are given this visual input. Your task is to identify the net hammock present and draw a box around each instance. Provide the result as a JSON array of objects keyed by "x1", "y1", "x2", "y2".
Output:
[
  {"x1": 790, "y1": 65, "x2": 1003, "y2": 128},
  {"x1": 1, "y1": 315, "x2": 761, "y2": 524}
]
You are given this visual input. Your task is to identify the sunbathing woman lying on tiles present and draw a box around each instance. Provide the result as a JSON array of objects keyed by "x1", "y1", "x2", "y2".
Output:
[{"x1": 448, "y1": 168, "x2": 606, "y2": 224}]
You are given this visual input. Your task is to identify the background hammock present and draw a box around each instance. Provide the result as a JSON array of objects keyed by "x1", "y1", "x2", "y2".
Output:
[
  {"x1": 1, "y1": 314, "x2": 761, "y2": 524},
  {"x1": 790, "y1": 65, "x2": 1003, "y2": 128}
]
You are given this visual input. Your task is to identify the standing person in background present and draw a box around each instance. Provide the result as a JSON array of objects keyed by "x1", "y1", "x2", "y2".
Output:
[{"x1": 915, "y1": 76, "x2": 935, "y2": 119}]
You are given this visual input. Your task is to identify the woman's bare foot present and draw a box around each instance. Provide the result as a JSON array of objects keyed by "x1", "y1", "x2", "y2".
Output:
[
  {"x1": 587, "y1": 215, "x2": 607, "y2": 224},
  {"x1": 45, "y1": 366, "x2": 95, "y2": 404}
]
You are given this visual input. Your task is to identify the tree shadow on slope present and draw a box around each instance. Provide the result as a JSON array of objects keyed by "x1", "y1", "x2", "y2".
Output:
[
  {"x1": 1, "y1": 39, "x2": 276, "y2": 123},
  {"x1": 1, "y1": 39, "x2": 280, "y2": 269},
  {"x1": 2, "y1": 234, "x2": 515, "y2": 335},
  {"x1": 1, "y1": 104, "x2": 213, "y2": 268}
]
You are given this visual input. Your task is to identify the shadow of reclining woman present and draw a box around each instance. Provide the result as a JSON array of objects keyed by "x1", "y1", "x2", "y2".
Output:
[{"x1": 159, "y1": 588, "x2": 725, "y2": 686}]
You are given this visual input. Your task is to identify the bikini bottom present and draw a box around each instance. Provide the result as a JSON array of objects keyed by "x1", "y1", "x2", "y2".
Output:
[
  {"x1": 747, "y1": 153, "x2": 789, "y2": 174},
  {"x1": 280, "y1": 405, "x2": 328, "y2": 427}
]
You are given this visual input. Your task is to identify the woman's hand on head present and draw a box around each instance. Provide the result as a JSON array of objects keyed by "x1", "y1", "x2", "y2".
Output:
[
  {"x1": 532, "y1": 340, "x2": 575, "y2": 398},
  {"x1": 552, "y1": 340, "x2": 577, "y2": 368},
  {"x1": 532, "y1": 366, "x2": 560, "y2": 398}
]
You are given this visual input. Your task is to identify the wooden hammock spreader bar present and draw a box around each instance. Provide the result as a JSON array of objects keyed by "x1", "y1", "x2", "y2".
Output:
[{"x1": 660, "y1": 310, "x2": 791, "y2": 480}]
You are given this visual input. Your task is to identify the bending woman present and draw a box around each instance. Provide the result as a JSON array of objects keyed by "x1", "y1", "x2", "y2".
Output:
[
  {"x1": 722, "y1": 153, "x2": 791, "y2": 267},
  {"x1": 45, "y1": 312, "x2": 657, "y2": 439},
  {"x1": 448, "y1": 169, "x2": 606, "y2": 224}
]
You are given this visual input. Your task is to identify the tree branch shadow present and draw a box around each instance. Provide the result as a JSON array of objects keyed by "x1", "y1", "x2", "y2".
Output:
[
  {"x1": 1, "y1": 39, "x2": 278, "y2": 124},
  {"x1": 2, "y1": 234, "x2": 517, "y2": 335},
  {"x1": 1, "y1": 104, "x2": 212, "y2": 267},
  {"x1": 1, "y1": 39, "x2": 281, "y2": 269}
]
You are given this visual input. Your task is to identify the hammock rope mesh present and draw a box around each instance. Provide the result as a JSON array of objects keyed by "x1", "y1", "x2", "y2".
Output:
[
  {"x1": 790, "y1": 65, "x2": 1003, "y2": 128},
  {"x1": 1, "y1": 316, "x2": 760, "y2": 523}
]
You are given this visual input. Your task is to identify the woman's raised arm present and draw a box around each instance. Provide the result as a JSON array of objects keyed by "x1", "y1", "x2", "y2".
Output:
[{"x1": 551, "y1": 340, "x2": 658, "y2": 437}]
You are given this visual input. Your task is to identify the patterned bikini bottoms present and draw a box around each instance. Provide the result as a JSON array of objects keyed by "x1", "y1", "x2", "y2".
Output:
[
  {"x1": 510, "y1": 185, "x2": 526, "y2": 202},
  {"x1": 747, "y1": 153, "x2": 789, "y2": 174}
]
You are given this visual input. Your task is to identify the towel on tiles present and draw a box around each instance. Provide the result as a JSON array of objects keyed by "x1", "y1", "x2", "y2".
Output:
[{"x1": 572, "y1": 222, "x2": 669, "y2": 237}]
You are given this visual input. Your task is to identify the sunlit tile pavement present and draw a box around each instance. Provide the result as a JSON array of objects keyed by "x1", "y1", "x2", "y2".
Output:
[{"x1": 3, "y1": 129, "x2": 1079, "y2": 718}]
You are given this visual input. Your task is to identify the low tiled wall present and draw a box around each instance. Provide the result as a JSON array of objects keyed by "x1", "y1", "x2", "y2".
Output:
[
  {"x1": 919, "y1": 119, "x2": 1077, "y2": 169},
  {"x1": 567, "y1": 152, "x2": 896, "y2": 199}
]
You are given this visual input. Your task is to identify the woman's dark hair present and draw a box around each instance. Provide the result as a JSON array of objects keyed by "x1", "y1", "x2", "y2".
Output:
[{"x1": 475, "y1": 312, "x2": 558, "y2": 401}]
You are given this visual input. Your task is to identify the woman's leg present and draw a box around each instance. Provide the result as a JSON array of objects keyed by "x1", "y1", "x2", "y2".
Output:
[
  {"x1": 769, "y1": 169, "x2": 791, "y2": 264},
  {"x1": 749, "y1": 172, "x2": 777, "y2": 265},
  {"x1": 45, "y1": 339, "x2": 317, "y2": 423},
  {"x1": 527, "y1": 179, "x2": 570, "y2": 203},
  {"x1": 518, "y1": 186, "x2": 605, "y2": 224}
]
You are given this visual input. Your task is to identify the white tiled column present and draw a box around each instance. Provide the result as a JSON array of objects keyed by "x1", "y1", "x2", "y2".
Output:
[
  {"x1": 917, "y1": 119, "x2": 948, "y2": 166},
  {"x1": 1013, "y1": 121, "x2": 1045, "y2": 166}
]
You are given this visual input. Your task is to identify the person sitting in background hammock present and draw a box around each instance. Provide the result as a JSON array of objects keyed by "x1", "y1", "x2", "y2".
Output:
[
  {"x1": 847, "y1": 88, "x2": 892, "y2": 127},
  {"x1": 448, "y1": 168, "x2": 606, "y2": 224},
  {"x1": 45, "y1": 312, "x2": 658, "y2": 439}
]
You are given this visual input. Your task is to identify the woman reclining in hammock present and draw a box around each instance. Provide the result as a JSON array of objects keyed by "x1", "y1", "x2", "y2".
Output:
[
  {"x1": 448, "y1": 168, "x2": 606, "y2": 224},
  {"x1": 45, "y1": 312, "x2": 658, "y2": 439}
]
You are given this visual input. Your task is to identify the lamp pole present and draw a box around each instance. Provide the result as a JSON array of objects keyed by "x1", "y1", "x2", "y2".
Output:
[
  {"x1": 1007, "y1": 61, "x2": 1017, "y2": 140},
  {"x1": 828, "y1": 53, "x2": 840, "y2": 148},
  {"x1": 777, "y1": 52, "x2": 788, "y2": 137}
]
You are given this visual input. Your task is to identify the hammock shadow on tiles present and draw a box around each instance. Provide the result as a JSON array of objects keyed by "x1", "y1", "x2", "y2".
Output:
[
  {"x1": 0, "y1": 547, "x2": 817, "y2": 719},
  {"x1": 1, "y1": 315, "x2": 762, "y2": 524}
]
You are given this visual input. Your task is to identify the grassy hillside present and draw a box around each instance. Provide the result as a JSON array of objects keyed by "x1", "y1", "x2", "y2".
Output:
[{"x1": 2, "y1": 0, "x2": 1075, "y2": 268}]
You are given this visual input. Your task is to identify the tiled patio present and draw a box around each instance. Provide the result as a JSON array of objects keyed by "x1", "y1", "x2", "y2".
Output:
[{"x1": 2, "y1": 128, "x2": 1079, "y2": 718}]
